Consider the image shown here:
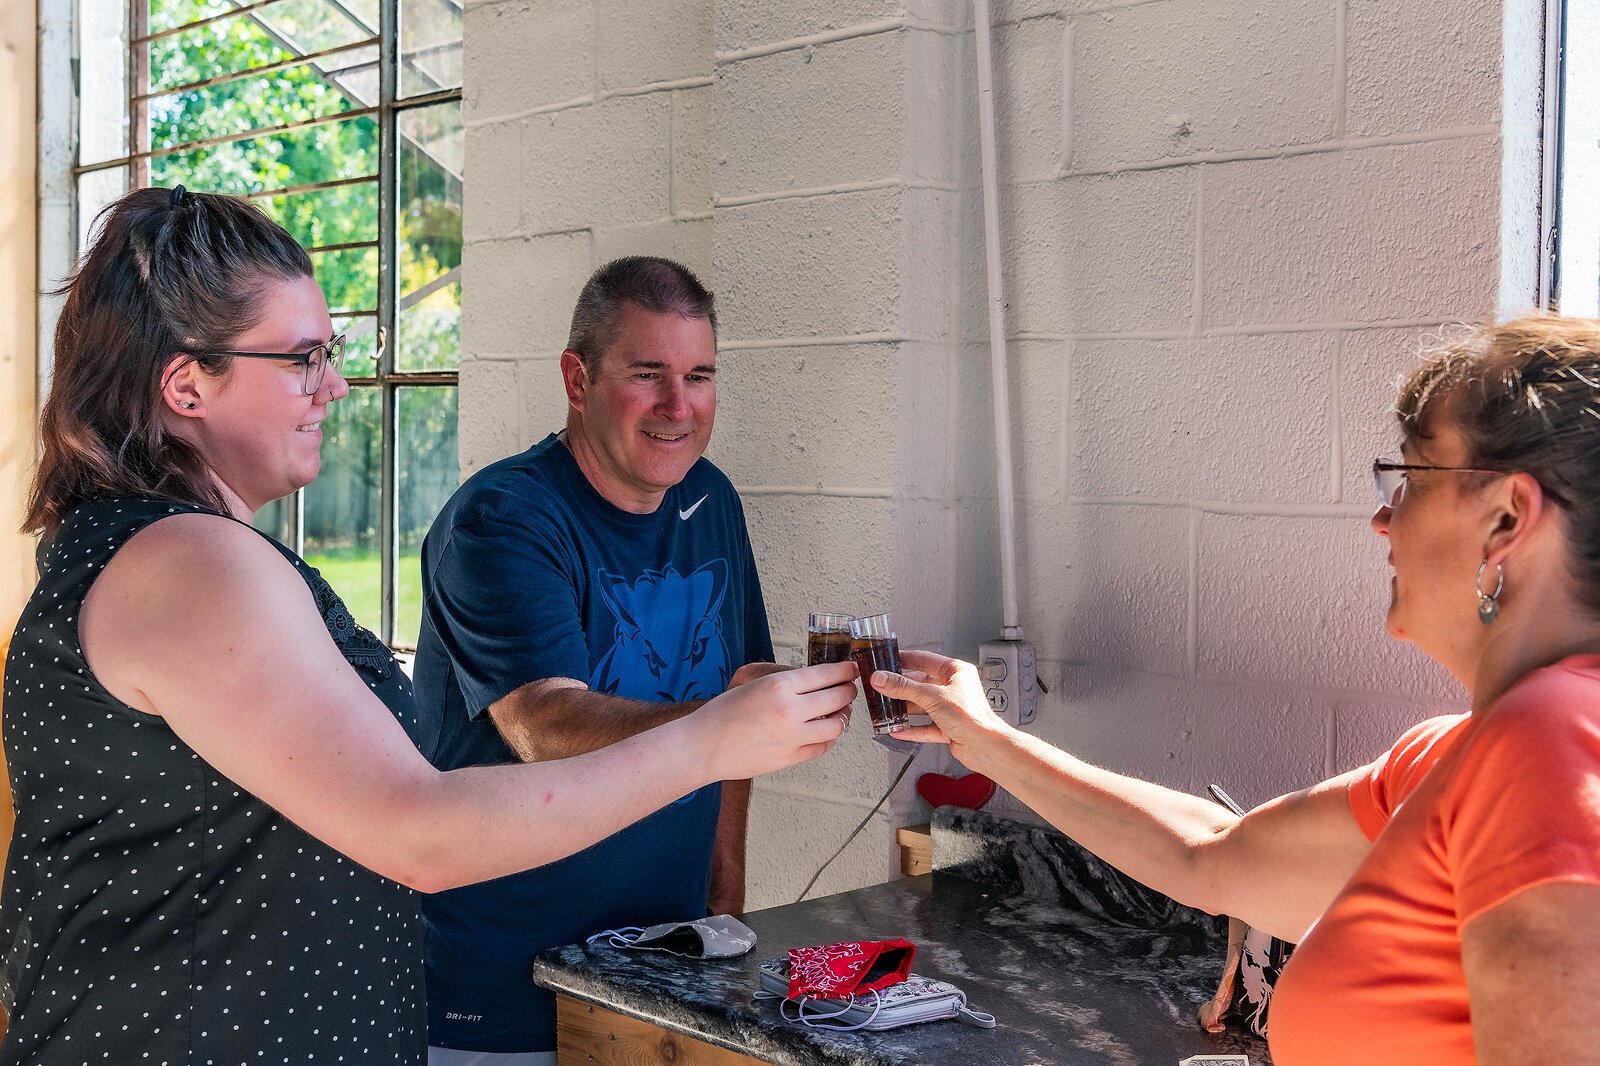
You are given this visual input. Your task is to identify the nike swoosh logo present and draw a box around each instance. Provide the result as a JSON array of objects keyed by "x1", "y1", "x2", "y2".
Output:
[{"x1": 678, "y1": 495, "x2": 708, "y2": 521}]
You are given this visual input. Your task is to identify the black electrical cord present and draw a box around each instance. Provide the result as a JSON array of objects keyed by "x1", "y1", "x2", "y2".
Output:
[{"x1": 794, "y1": 750, "x2": 920, "y2": 904}]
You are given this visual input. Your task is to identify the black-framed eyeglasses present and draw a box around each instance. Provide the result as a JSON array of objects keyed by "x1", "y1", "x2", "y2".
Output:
[{"x1": 167, "y1": 335, "x2": 348, "y2": 397}]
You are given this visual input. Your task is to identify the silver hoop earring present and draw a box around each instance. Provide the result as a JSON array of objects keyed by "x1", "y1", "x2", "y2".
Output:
[{"x1": 1476, "y1": 560, "x2": 1503, "y2": 626}]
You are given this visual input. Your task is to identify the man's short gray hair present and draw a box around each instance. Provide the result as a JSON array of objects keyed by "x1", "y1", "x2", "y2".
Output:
[{"x1": 566, "y1": 257, "x2": 717, "y2": 374}]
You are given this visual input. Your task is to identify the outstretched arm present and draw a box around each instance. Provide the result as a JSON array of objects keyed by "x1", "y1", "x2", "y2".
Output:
[
  {"x1": 81, "y1": 514, "x2": 856, "y2": 894},
  {"x1": 878, "y1": 650, "x2": 1371, "y2": 941}
]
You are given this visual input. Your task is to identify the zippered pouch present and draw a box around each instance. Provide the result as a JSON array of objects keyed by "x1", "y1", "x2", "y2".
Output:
[{"x1": 755, "y1": 956, "x2": 997, "y2": 1032}]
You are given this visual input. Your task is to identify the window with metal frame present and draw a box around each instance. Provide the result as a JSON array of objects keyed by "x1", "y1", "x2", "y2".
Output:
[
  {"x1": 1554, "y1": 1, "x2": 1599, "y2": 315},
  {"x1": 73, "y1": 0, "x2": 463, "y2": 650}
]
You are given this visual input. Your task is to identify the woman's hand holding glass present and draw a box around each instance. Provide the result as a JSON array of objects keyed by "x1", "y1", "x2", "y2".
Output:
[{"x1": 867, "y1": 649, "x2": 1015, "y2": 767}]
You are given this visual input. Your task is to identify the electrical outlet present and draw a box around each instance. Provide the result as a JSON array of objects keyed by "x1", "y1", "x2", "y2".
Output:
[{"x1": 977, "y1": 638, "x2": 1037, "y2": 727}]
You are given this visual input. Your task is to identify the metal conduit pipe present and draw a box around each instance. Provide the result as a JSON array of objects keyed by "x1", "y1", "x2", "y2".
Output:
[{"x1": 972, "y1": 0, "x2": 1023, "y2": 641}]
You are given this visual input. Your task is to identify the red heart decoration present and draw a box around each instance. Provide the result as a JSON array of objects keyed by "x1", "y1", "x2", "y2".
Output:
[{"x1": 916, "y1": 771, "x2": 996, "y2": 811}]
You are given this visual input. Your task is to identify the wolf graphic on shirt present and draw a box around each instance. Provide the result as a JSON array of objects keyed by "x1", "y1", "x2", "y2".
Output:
[{"x1": 590, "y1": 559, "x2": 732, "y2": 702}]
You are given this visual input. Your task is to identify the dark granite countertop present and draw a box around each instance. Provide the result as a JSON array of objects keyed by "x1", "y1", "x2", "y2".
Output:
[{"x1": 533, "y1": 808, "x2": 1271, "y2": 1065}]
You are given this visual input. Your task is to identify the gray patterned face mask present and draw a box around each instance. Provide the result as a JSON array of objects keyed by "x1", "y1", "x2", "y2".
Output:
[{"x1": 586, "y1": 915, "x2": 757, "y2": 960}]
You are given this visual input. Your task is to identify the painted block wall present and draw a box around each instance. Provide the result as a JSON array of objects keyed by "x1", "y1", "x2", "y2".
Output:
[
  {"x1": 955, "y1": 0, "x2": 1540, "y2": 828},
  {"x1": 459, "y1": 0, "x2": 1542, "y2": 908},
  {"x1": 459, "y1": 0, "x2": 716, "y2": 476}
]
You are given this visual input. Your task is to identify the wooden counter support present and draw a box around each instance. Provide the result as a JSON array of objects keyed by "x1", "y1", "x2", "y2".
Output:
[
  {"x1": 897, "y1": 823, "x2": 932, "y2": 877},
  {"x1": 555, "y1": 994, "x2": 767, "y2": 1066}
]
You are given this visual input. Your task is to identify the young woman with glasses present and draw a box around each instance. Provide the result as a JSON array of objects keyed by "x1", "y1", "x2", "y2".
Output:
[
  {"x1": 0, "y1": 187, "x2": 856, "y2": 1063},
  {"x1": 879, "y1": 314, "x2": 1600, "y2": 1065}
]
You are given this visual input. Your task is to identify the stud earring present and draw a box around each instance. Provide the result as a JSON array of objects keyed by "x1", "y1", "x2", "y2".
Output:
[
  {"x1": 1476, "y1": 560, "x2": 1503, "y2": 626},
  {"x1": 179, "y1": 401, "x2": 197, "y2": 410}
]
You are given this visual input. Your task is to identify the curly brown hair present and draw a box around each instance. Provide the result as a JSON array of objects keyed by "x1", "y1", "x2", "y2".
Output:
[{"x1": 25, "y1": 187, "x2": 313, "y2": 536}]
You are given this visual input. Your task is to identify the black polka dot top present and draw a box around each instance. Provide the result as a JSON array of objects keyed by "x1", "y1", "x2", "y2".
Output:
[{"x1": 0, "y1": 499, "x2": 425, "y2": 1064}]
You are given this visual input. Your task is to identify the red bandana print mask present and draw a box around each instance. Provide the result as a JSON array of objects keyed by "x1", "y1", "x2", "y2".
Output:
[{"x1": 787, "y1": 939, "x2": 917, "y2": 1000}]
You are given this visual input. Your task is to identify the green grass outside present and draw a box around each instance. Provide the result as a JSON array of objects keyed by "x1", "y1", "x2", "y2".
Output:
[{"x1": 303, "y1": 549, "x2": 424, "y2": 647}]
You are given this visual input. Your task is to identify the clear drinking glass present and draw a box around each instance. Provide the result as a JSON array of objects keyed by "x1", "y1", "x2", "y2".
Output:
[
  {"x1": 806, "y1": 613, "x2": 855, "y2": 666},
  {"x1": 848, "y1": 613, "x2": 910, "y2": 735}
]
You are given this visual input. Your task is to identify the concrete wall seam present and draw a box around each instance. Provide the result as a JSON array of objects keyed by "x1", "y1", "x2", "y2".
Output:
[{"x1": 465, "y1": 78, "x2": 714, "y2": 131}]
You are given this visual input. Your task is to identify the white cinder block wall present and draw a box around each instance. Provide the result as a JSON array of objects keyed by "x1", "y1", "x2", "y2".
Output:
[
  {"x1": 460, "y1": 0, "x2": 1544, "y2": 909},
  {"x1": 967, "y1": 0, "x2": 1542, "y2": 825}
]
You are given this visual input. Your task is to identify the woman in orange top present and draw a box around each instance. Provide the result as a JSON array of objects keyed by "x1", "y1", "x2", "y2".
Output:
[{"x1": 880, "y1": 314, "x2": 1600, "y2": 1064}]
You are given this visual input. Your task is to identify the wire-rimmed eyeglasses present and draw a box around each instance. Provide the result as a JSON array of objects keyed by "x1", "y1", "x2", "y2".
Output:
[
  {"x1": 1371, "y1": 457, "x2": 1574, "y2": 510},
  {"x1": 165, "y1": 335, "x2": 348, "y2": 397},
  {"x1": 1372, "y1": 458, "x2": 1508, "y2": 508}
]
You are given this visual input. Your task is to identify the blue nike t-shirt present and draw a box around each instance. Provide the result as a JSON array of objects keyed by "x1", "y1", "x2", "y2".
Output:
[{"x1": 409, "y1": 433, "x2": 773, "y2": 1053}]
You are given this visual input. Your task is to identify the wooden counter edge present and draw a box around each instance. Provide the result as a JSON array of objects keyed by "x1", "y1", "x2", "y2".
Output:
[{"x1": 555, "y1": 993, "x2": 769, "y2": 1066}]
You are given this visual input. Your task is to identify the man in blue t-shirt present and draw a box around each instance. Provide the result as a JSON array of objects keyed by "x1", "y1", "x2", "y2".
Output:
[{"x1": 411, "y1": 257, "x2": 779, "y2": 1065}]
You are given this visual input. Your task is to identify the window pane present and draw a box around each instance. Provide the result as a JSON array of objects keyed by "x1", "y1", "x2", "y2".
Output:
[
  {"x1": 77, "y1": 167, "x2": 129, "y2": 258},
  {"x1": 311, "y1": 245, "x2": 379, "y2": 319},
  {"x1": 259, "y1": 0, "x2": 377, "y2": 53},
  {"x1": 149, "y1": 0, "x2": 246, "y2": 35},
  {"x1": 148, "y1": 114, "x2": 378, "y2": 197},
  {"x1": 397, "y1": 101, "x2": 462, "y2": 371},
  {"x1": 149, "y1": 0, "x2": 375, "y2": 45},
  {"x1": 303, "y1": 387, "x2": 382, "y2": 629},
  {"x1": 400, "y1": 0, "x2": 463, "y2": 97},
  {"x1": 398, "y1": 283, "x2": 463, "y2": 372},
  {"x1": 79, "y1": 1, "x2": 129, "y2": 165},
  {"x1": 1561, "y1": 2, "x2": 1600, "y2": 316},
  {"x1": 149, "y1": 12, "x2": 295, "y2": 94},
  {"x1": 149, "y1": 0, "x2": 376, "y2": 96},
  {"x1": 147, "y1": 58, "x2": 373, "y2": 153},
  {"x1": 256, "y1": 179, "x2": 379, "y2": 253},
  {"x1": 336, "y1": 314, "x2": 381, "y2": 378},
  {"x1": 394, "y1": 386, "x2": 459, "y2": 647}
]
